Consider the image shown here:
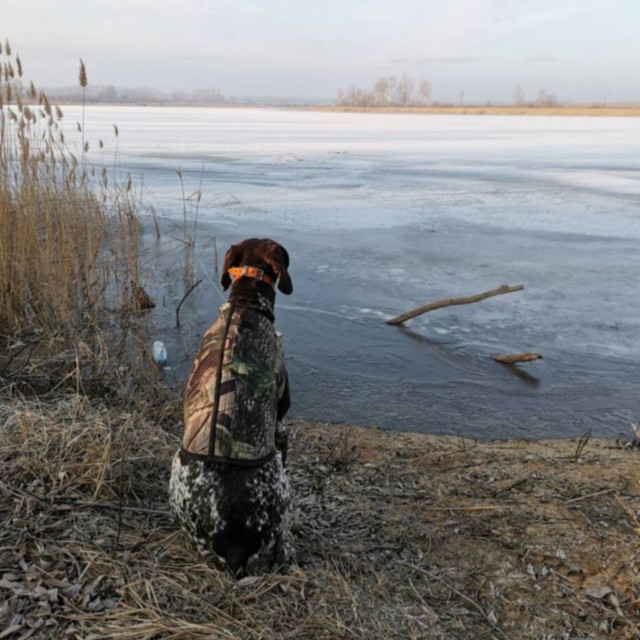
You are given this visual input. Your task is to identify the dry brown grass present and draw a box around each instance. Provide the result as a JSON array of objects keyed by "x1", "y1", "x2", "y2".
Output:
[
  {"x1": 314, "y1": 105, "x2": 640, "y2": 117},
  {"x1": 0, "y1": 41, "x2": 154, "y2": 396},
  {"x1": 1, "y1": 391, "x2": 639, "y2": 639}
]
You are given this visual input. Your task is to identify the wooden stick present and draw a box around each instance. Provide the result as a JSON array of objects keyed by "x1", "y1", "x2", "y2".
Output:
[
  {"x1": 386, "y1": 284, "x2": 524, "y2": 326},
  {"x1": 176, "y1": 278, "x2": 203, "y2": 328},
  {"x1": 427, "y1": 505, "x2": 507, "y2": 512},
  {"x1": 565, "y1": 489, "x2": 615, "y2": 505},
  {"x1": 74, "y1": 501, "x2": 173, "y2": 517},
  {"x1": 492, "y1": 352, "x2": 542, "y2": 364}
]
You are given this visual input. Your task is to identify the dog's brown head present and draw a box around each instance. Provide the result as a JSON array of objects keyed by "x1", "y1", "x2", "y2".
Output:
[{"x1": 221, "y1": 238, "x2": 293, "y2": 295}]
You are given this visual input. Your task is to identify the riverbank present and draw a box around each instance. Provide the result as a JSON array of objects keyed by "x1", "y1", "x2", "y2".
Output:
[
  {"x1": 1, "y1": 391, "x2": 639, "y2": 639},
  {"x1": 38, "y1": 102, "x2": 640, "y2": 117},
  {"x1": 314, "y1": 105, "x2": 640, "y2": 117}
]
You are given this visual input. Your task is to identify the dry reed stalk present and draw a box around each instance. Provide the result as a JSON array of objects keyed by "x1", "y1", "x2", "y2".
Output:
[
  {"x1": 175, "y1": 170, "x2": 203, "y2": 288},
  {"x1": 0, "y1": 43, "x2": 154, "y2": 395}
]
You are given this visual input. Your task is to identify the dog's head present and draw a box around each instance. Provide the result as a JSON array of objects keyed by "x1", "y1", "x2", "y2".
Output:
[{"x1": 221, "y1": 238, "x2": 293, "y2": 295}]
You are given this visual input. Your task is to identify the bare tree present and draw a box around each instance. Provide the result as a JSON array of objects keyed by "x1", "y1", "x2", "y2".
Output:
[
  {"x1": 395, "y1": 74, "x2": 415, "y2": 106},
  {"x1": 371, "y1": 76, "x2": 394, "y2": 107},
  {"x1": 513, "y1": 86, "x2": 525, "y2": 106},
  {"x1": 344, "y1": 84, "x2": 371, "y2": 107},
  {"x1": 418, "y1": 79, "x2": 432, "y2": 105},
  {"x1": 336, "y1": 74, "x2": 431, "y2": 108},
  {"x1": 536, "y1": 88, "x2": 557, "y2": 107}
]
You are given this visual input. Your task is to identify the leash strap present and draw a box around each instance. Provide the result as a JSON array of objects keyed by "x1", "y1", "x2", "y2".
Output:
[
  {"x1": 207, "y1": 301, "x2": 236, "y2": 461},
  {"x1": 180, "y1": 447, "x2": 276, "y2": 468}
]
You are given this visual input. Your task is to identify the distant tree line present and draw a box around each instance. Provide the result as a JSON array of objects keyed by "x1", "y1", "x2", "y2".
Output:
[
  {"x1": 43, "y1": 85, "x2": 226, "y2": 105},
  {"x1": 513, "y1": 86, "x2": 559, "y2": 107},
  {"x1": 335, "y1": 76, "x2": 564, "y2": 109},
  {"x1": 336, "y1": 75, "x2": 432, "y2": 107}
]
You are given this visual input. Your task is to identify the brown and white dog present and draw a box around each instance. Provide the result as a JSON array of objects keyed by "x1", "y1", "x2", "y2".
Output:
[{"x1": 169, "y1": 238, "x2": 293, "y2": 577}]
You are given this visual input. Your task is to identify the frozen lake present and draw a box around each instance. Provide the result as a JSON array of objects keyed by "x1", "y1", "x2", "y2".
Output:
[{"x1": 70, "y1": 106, "x2": 640, "y2": 439}]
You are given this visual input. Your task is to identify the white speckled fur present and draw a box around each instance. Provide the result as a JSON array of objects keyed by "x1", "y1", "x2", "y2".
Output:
[{"x1": 169, "y1": 448, "x2": 293, "y2": 573}]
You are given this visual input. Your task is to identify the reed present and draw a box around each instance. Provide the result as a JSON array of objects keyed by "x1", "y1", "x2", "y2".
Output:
[
  {"x1": 0, "y1": 42, "x2": 151, "y2": 392},
  {"x1": 175, "y1": 168, "x2": 202, "y2": 288}
]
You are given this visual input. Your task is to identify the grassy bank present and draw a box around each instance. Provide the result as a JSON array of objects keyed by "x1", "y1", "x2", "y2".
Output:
[
  {"x1": 313, "y1": 105, "x2": 640, "y2": 117},
  {"x1": 1, "y1": 392, "x2": 639, "y2": 639}
]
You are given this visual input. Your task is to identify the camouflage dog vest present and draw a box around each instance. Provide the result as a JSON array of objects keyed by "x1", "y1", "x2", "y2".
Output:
[{"x1": 182, "y1": 301, "x2": 288, "y2": 464}]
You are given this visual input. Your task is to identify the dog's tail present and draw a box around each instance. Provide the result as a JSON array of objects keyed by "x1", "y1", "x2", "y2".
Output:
[{"x1": 224, "y1": 544, "x2": 251, "y2": 579}]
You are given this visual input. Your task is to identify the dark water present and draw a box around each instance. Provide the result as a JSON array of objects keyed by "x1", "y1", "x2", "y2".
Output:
[{"x1": 148, "y1": 218, "x2": 638, "y2": 442}]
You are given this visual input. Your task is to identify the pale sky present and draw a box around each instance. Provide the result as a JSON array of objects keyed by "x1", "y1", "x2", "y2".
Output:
[{"x1": 4, "y1": 0, "x2": 639, "y2": 103}]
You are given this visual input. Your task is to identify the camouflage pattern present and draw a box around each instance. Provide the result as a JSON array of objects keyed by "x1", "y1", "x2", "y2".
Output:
[{"x1": 182, "y1": 300, "x2": 288, "y2": 462}]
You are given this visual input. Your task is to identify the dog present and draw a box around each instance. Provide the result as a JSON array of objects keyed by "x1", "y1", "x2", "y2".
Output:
[{"x1": 169, "y1": 238, "x2": 294, "y2": 578}]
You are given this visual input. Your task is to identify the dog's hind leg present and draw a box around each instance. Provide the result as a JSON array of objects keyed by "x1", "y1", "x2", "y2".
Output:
[
  {"x1": 270, "y1": 533, "x2": 288, "y2": 573},
  {"x1": 269, "y1": 517, "x2": 295, "y2": 573},
  {"x1": 275, "y1": 422, "x2": 289, "y2": 467}
]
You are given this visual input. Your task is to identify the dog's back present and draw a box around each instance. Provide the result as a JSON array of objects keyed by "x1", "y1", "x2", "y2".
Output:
[{"x1": 181, "y1": 302, "x2": 286, "y2": 463}]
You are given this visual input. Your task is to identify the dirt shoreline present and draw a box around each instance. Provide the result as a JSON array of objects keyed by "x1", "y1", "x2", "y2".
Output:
[
  {"x1": 34, "y1": 102, "x2": 640, "y2": 117},
  {"x1": 1, "y1": 394, "x2": 639, "y2": 638}
]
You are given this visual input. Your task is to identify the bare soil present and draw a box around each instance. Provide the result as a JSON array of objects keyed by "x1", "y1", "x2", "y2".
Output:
[{"x1": 1, "y1": 394, "x2": 639, "y2": 639}]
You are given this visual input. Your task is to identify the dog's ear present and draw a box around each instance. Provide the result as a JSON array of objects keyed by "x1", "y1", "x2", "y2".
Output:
[
  {"x1": 267, "y1": 243, "x2": 293, "y2": 295},
  {"x1": 221, "y1": 244, "x2": 242, "y2": 291}
]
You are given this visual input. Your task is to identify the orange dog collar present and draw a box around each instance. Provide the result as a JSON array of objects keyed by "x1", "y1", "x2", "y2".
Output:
[{"x1": 227, "y1": 266, "x2": 275, "y2": 289}]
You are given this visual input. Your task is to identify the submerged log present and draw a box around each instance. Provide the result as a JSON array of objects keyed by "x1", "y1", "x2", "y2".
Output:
[
  {"x1": 386, "y1": 284, "x2": 524, "y2": 326},
  {"x1": 492, "y1": 352, "x2": 542, "y2": 364}
]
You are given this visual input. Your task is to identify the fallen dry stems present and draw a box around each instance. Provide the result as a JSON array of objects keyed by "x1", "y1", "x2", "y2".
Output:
[
  {"x1": 405, "y1": 563, "x2": 514, "y2": 640},
  {"x1": 2, "y1": 393, "x2": 639, "y2": 638}
]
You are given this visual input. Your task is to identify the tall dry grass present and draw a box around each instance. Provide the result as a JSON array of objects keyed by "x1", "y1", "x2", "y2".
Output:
[{"x1": 0, "y1": 40, "x2": 153, "y2": 394}]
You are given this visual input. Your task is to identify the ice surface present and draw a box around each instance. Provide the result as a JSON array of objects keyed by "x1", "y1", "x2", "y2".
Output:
[{"x1": 63, "y1": 106, "x2": 640, "y2": 439}]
